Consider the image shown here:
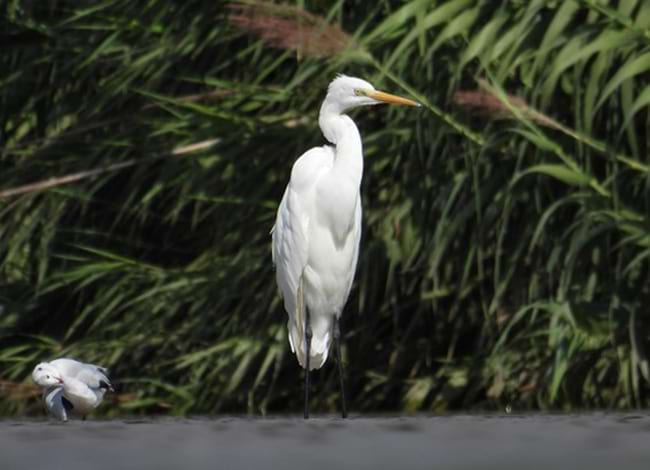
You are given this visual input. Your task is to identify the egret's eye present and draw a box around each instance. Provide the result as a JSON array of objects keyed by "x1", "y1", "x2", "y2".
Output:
[{"x1": 354, "y1": 89, "x2": 366, "y2": 97}]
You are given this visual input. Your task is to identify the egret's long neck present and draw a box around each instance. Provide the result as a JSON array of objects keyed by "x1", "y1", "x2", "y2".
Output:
[{"x1": 319, "y1": 101, "x2": 363, "y2": 183}]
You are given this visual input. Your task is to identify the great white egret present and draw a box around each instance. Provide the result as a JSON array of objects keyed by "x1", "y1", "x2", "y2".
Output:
[
  {"x1": 271, "y1": 75, "x2": 419, "y2": 418},
  {"x1": 32, "y1": 358, "x2": 113, "y2": 421}
]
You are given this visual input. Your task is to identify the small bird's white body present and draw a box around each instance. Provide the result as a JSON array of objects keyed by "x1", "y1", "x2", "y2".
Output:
[
  {"x1": 32, "y1": 358, "x2": 112, "y2": 421},
  {"x1": 59, "y1": 375, "x2": 104, "y2": 415},
  {"x1": 272, "y1": 76, "x2": 419, "y2": 373}
]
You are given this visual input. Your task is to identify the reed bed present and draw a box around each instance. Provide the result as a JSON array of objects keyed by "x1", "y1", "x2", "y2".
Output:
[{"x1": 1, "y1": 0, "x2": 649, "y2": 415}]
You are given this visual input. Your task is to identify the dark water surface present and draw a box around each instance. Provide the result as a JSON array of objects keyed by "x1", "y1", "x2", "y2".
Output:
[{"x1": 2, "y1": 414, "x2": 649, "y2": 469}]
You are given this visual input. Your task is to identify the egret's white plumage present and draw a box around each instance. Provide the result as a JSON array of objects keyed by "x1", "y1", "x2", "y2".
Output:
[
  {"x1": 32, "y1": 358, "x2": 113, "y2": 421},
  {"x1": 272, "y1": 75, "x2": 419, "y2": 377}
]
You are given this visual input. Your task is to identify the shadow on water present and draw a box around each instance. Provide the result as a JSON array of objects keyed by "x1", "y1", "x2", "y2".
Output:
[{"x1": 2, "y1": 414, "x2": 650, "y2": 470}]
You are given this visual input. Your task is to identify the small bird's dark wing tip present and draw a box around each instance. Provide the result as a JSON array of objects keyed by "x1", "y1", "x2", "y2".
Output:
[
  {"x1": 61, "y1": 396, "x2": 74, "y2": 412},
  {"x1": 99, "y1": 380, "x2": 114, "y2": 392}
]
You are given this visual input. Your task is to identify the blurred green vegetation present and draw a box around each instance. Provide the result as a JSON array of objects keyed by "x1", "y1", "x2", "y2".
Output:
[{"x1": 1, "y1": 0, "x2": 649, "y2": 416}]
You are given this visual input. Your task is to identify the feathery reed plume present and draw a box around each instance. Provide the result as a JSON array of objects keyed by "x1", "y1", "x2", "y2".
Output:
[
  {"x1": 453, "y1": 81, "x2": 561, "y2": 131},
  {"x1": 0, "y1": 380, "x2": 40, "y2": 401},
  {"x1": 227, "y1": 2, "x2": 352, "y2": 58},
  {"x1": 453, "y1": 90, "x2": 528, "y2": 119},
  {"x1": 0, "y1": 139, "x2": 220, "y2": 199}
]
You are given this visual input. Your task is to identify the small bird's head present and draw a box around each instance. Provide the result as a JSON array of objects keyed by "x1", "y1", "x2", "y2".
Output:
[
  {"x1": 323, "y1": 74, "x2": 420, "y2": 114},
  {"x1": 32, "y1": 363, "x2": 63, "y2": 387}
]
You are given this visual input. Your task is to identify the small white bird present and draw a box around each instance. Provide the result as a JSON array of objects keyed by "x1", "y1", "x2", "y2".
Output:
[
  {"x1": 271, "y1": 75, "x2": 419, "y2": 418},
  {"x1": 32, "y1": 358, "x2": 113, "y2": 421}
]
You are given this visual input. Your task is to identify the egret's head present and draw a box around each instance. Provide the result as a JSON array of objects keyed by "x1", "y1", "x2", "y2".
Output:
[
  {"x1": 324, "y1": 74, "x2": 420, "y2": 114},
  {"x1": 32, "y1": 363, "x2": 63, "y2": 387}
]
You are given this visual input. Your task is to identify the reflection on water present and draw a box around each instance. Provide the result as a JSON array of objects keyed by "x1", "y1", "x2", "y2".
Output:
[{"x1": 2, "y1": 414, "x2": 650, "y2": 470}]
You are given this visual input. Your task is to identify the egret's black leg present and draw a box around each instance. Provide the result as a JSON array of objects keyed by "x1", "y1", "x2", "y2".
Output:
[
  {"x1": 82, "y1": 415, "x2": 87, "y2": 421},
  {"x1": 304, "y1": 309, "x2": 312, "y2": 419},
  {"x1": 333, "y1": 315, "x2": 348, "y2": 418}
]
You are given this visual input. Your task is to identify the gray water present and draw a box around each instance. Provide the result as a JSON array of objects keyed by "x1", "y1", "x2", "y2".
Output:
[{"x1": 2, "y1": 414, "x2": 649, "y2": 469}]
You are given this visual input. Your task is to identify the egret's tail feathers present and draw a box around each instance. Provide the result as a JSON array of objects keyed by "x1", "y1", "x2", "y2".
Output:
[{"x1": 288, "y1": 315, "x2": 332, "y2": 371}]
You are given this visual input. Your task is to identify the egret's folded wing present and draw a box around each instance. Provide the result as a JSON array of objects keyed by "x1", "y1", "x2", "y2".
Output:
[
  {"x1": 271, "y1": 146, "x2": 334, "y2": 361},
  {"x1": 272, "y1": 185, "x2": 308, "y2": 340}
]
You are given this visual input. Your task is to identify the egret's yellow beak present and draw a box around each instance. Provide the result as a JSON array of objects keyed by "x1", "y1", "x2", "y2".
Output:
[{"x1": 366, "y1": 90, "x2": 420, "y2": 107}]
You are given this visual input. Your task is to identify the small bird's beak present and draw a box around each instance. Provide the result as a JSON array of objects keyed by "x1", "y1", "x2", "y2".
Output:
[{"x1": 366, "y1": 90, "x2": 420, "y2": 107}]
